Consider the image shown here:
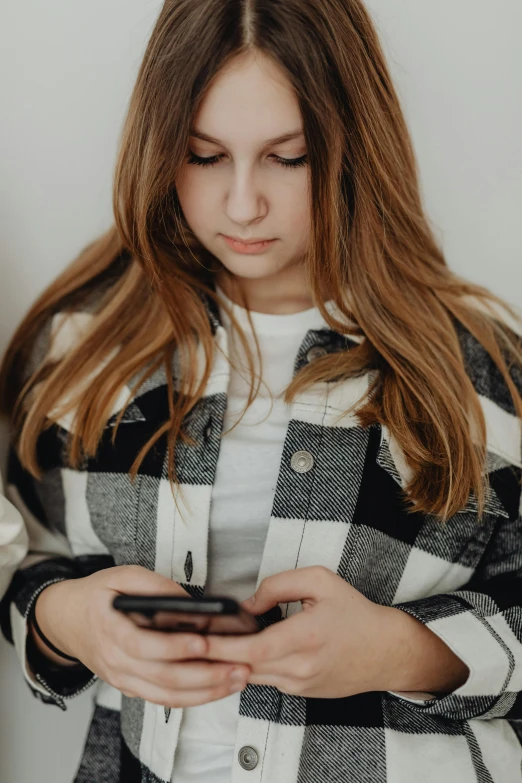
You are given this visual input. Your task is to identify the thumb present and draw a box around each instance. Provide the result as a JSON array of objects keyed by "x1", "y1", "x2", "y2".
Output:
[
  {"x1": 243, "y1": 567, "x2": 326, "y2": 614},
  {"x1": 106, "y1": 565, "x2": 190, "y2": 596}
]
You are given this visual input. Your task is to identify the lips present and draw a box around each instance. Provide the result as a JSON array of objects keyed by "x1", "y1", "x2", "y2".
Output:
[
  {"x1": 225, "y1": 235, "x2": 273, "y2": 244},
  {"x1": 222, "y1": 235, "x2": 277, "y2": 255}
]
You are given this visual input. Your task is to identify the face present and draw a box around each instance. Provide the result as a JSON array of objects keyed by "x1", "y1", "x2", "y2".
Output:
[{"x1": 175, "y1": 51, "x2": 311, "y2": 289}]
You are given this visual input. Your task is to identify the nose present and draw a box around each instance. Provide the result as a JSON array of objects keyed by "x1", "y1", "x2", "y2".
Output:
[{"x1": 225, "y1": 167, "x2": 267, "y2": 226}]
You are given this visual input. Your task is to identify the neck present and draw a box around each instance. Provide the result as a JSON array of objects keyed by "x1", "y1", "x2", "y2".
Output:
[{"x1": 216, "y1": 264, "x2": 315, "y2": 315}]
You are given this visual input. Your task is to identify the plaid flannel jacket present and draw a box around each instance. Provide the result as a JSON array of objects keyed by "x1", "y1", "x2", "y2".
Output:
[{"x1": 1, "y1": 291, "x2": 522, "y2": 783}]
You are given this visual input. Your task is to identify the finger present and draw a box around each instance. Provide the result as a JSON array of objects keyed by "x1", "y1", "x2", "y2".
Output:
[
  {"x1": 123, "y1": 659, "x2": 250, "y2": 692},
  {"x1": 243, "y1": 566, "x2": 332, "y2": 615},
  {"x1": 119, "y1": 674, "x2": 244, "y2": 708},
  {"x1": 245, "y1": 671, "x2": 320, "y2": 698},
  {"x1": 206, "y1": 612, "x2": 308, "y2": 665},
  {"x1": 246, "y1": 671, "x2": 294, "y2": 692},
  {"x1": 245, "y1": 651, "x2": 322, "y2": 695},
  {"x1": 113, "y1": 618, "x2": 209, "y2": 661},
  {"x1": 106, "y1": 564, "x2": 190, "y2": 597},
  {"x1": 247, "y1": 651, "x2": 319, "y2": 681}
]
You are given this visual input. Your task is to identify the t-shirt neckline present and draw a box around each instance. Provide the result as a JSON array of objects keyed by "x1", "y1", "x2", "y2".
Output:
[{"x1": 215, "y1": 285, "x2": 331, "y2": 336}]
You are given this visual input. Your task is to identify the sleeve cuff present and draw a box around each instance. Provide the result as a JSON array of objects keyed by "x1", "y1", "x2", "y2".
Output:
[
  {"x1": 389, "y1": 595, "x2": 511, "y2": 719},
  {"x1": 388, "y1": 691, "x2": 438, "y2": 704},
  {"x1": 11, "y1": 580, "x2": 96, "y2": 708}
]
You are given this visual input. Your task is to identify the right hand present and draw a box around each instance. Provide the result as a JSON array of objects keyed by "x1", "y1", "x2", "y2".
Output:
[{"x1": 32, "y1": 565, "x2": 251, "y2": 707}]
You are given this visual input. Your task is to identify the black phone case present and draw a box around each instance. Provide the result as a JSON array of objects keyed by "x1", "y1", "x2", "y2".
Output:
[
  {"x1": 112, "y1": 594, "x2": 261, "y2": 635},
  {"x1": 113, "y1": 595, "x2": 241, "y2": 616},
  {"x1": 113, "y1": 595, "x2": 282, "y2": 635}
]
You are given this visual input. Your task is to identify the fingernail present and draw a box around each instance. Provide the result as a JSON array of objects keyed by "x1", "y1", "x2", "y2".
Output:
[
  {"x1": 229, "y1": 671, "x2": 246, "y2": 693},
  {"x1": 244, "y1": 595, "x2": 255, "y2": 606}
]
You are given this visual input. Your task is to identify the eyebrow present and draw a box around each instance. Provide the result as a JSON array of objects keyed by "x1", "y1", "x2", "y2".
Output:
[{"x1": 189, "y1": 129, "x2": 305, "y2": 147}]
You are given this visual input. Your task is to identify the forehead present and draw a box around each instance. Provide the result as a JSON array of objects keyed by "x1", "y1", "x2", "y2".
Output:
[{"x1": 192, "y1": 51, "x2": 303, "y2": 147}]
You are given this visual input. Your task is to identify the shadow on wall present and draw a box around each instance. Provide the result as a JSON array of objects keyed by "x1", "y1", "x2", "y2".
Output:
[
  {"x1": 0, "y1": 636, "x2": 93, "y2": 783},
  {"x1": 0, "y1": 252, "x2": 29, "y2": 357},
  {"x1": 0, "y1": 241, "x2": 95, "y2": 782}
]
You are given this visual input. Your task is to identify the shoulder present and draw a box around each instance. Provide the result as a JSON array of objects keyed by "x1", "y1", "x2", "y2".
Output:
[
  {"x1": 44, "y1": 311, "x2": 97, "y2": 364},
  {"x1": 455, "y1": 297, "x2": 522, "y2": 470},
  {"x1": 25, "y1": 271, "x2": 123, "y2": 377},
  {"x1": 22, "y1": 312, "x2": 98, "y2": 392},
  {"x1": 456, "y1": 325, "x2": 522, "y2": 418}
]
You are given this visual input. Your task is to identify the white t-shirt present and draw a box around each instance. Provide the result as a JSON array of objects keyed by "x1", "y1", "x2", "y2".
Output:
[{"x1": 171, "y1": 290, "x2": 328, "y2": 782}]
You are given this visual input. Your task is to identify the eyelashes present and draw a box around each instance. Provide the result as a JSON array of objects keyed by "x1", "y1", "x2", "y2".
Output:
[{"x1": 187, "y1": 152, "x2": 308, "y2": 169}]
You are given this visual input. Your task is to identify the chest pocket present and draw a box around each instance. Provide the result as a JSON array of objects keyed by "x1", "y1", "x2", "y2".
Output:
[
  {"x1": 84, "y1": 405, "x2": 169, "y2": 569},
  {"x1": 84, "y1": 391, "x2": 225, "y2": 572},
  {"x1": 85, "y1": 470, "x2": 143, "y2": 567}
]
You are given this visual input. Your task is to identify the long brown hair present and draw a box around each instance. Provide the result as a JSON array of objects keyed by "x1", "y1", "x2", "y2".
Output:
[{"x1": 1, "y1": 0, "x2": 521, "y2": 521}]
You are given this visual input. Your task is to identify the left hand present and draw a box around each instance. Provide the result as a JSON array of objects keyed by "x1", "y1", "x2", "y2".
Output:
[{"x1": 205, "y1": 566, "x2": 401, "y2": 699}]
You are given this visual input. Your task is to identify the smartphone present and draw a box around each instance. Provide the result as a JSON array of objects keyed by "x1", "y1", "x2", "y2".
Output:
[{"x1": 112, "y1": 594, "x2": 261, "y2": 635}]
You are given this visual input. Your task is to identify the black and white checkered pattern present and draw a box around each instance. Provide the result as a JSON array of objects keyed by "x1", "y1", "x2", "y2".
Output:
[{"x1": 1, "y1": 296, "x2": 521, "y2": 783}]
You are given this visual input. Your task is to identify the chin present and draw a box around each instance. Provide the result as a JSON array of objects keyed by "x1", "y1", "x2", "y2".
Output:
[{"x1": 218, "y1": 256, "x2": 285, "y2": 281}]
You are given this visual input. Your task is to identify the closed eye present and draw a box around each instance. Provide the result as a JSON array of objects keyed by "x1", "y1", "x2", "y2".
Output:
[{"x1": 187, "y1": 152, "x2": 308, "y2": 169}]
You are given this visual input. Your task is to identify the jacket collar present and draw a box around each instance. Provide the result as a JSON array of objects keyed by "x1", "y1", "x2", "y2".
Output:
[
  {"x1": 50, "y1": 301, "x2": 517, "y2": 521},
  {"x1": 105, "y1": 291, "x2": 364, "y2": 425}
]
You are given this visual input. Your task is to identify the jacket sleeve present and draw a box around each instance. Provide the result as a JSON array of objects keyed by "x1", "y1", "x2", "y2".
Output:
[
  {"x1": 390, "y1": 475, "x2": 522, "y2": 722},
  {"x1": 0, "y1": 443, "x2": 115, "y2": 710}
]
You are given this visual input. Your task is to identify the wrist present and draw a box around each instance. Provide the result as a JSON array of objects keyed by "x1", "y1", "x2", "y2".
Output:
[
  {"x1": 31, "y1": 581, "x2": 80, "y2": 666},
  {"x1": 379, "y1": 607, "x2": 469, "y2": 695}
]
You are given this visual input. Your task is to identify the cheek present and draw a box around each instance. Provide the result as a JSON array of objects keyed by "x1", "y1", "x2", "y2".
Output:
[
  {"x1": 280, "y1": 184, "x2": 311, "y2": 240},
  {"x1": 176, "y1": 171, "x2": 217, "y2": 234}
]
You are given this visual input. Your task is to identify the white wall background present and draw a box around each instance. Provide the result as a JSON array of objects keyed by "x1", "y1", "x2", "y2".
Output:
[{"x1": 0, "y1": 1, "x2": 520, "y2": 781}]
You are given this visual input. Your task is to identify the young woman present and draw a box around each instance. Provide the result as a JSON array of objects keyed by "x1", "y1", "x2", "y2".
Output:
[{"x1": 0, "y1": 1, "x2": 521, "y2": 781}]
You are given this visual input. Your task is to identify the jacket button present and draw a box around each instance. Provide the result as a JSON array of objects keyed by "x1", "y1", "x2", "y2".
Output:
[
  {"x1": 306, "y1": 346, "x2": 328, "y2": 362},
  {"x1": 291, "y1": 450, "x2": 314, "y2": 473},
  {"x1": 238, "y1": 745, "x2": 259, "y2": 770}
]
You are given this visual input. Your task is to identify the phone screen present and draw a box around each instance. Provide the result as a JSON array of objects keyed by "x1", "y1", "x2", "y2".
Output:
[{"x1": 127, "y1": 609, "x2": 260, "y2": 634}]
